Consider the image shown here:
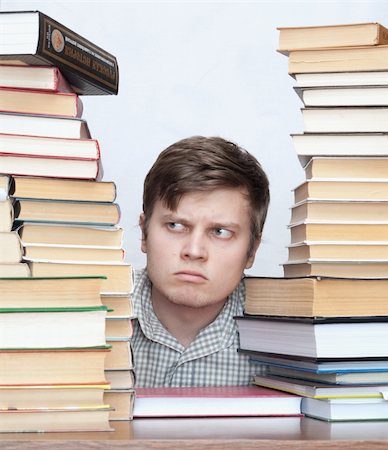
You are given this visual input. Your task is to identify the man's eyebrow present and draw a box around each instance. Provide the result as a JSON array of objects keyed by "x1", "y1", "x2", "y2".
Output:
[{"x1": 211, "y1": 222, "x2": 241, "y2": 230}]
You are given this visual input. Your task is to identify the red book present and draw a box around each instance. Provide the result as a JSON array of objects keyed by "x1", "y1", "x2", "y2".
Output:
[
  {"x1": 0, "y1": 87, "x2": 83, "y2": 118},
  {"x1": 134, "y1": 386, "x2": 302, "y2": 418}
]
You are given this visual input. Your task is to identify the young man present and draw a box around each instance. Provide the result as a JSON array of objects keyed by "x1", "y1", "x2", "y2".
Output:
[{"x1": 132, "y1": 136, "x2": 270, "y2": 387}]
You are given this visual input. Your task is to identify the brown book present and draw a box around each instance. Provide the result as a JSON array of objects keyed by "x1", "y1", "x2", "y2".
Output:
[
  {"x1": 288, "y1": 242, "x2": 388, "y2": 261},
  {"x1": 105, "y1": 340, "x2": 133, "y2": 370},
  {"x1": 290, "y1": 199, "x2": 388, "y2": 223},
  {"x1": 0, "y1": 348, "x2": 110, "y2": 385},
  {"x1": 29, "y1": 261, "x2": 133, "y2": 294},
  {"x1": 244, "y1": 276, "x2": 388, "y2": 317},
  {"x1": 104, "y1": 389, "x2": 135, "y2": 420},
  {"x1": 0, "y1": 407, "x2": 113, "y2": 432},
  {"x1": 294, "y1": 179, "x2": 388, "y2": 203},
  {"x1": 0, "y1": 87, "x2": 83, "y2": 117},
  {"x1": 7, "y1": 175, "x2": 117, "y2": 203},
  {"x1": 105, "y1": 370, "x2": 135, "y2": 390},
  {"x1": 0, "y1": 231, "x2": 22, "y2": 263},
  {"x1": 23, "y1": 245, "x2": 125, "y2": 264},
  {"x1": 105, "y1": 317, "x2": 133, "y2": 340},
  {"x1": 290, "y1": 221, "x2": 388, "y2": 243},
  {"x1": 18, "y1": 223, "x2": 124, "y2": 247},
  {"x1": 13, "y1": 198, "x2": 120, "y2": 226},
  {"x1": 304, "y1": 157, "x2": 388, "y2": 179},
  {"x1": 101, "y1": 294, "x2": 133, "y2": 319},
  {"x1": 278, "y1": 22, "x2": 388, "y2": 54},
  {"x1": 283, "y1": 259, "x2": 388, "y2": 278},
  {"x1": 0, "y1": 276, "x2": 104, "y2": 308},
  {"x1": 288, "y1": 45, "x2": 388, "y2": 74},
  {"x1": 0, "y1": 199, "x2": 13, "y2": 232}
]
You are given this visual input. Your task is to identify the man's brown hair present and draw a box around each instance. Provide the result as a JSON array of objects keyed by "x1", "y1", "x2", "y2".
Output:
[{"x1": 142, "y1": 136, "x2": 270, "y2": 255}]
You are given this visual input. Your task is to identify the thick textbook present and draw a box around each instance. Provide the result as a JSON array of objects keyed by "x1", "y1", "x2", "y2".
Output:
[
  {"x1": 0, "y1": 276, "x2": 104, "y2": 308},
  {"x1": 0, "y1": 112, "x2": 91, "y2": 139},
  {"x1": 288, "y1": 45, "x2": 388, "y2": 74},
  {"x1": 2, "y1": 175, "x2": 117, "y2": 202},
  {"x1": 278, "y1": 22, "x2": 388, "y2": 53},
  {"x1": 133, "y1": 386, "x2": 302, "y2": 418},
  {"x1": 0, "y1": 347, "x2": 110, "y2": 385},
  {"x1": 0, "y1": 87, "x2": 83, "y2": 118},
  {"x1": 105, "y1": 389, "x2": 135, "y2": 421},
  {"x1": 291, "y1": 134, "x2": 388, "y2": 166},
  {"x1": 253, "y1": 374, "x2": 388, "y2": 399},
  {"x1": 0, "y1": 64, "x2": 71, "y2": 91},
  {"x1": 0, "y1": 10, "x2": 118, "y2": 95},
  {"x1": 235, "y1": 315, "x2": 388, "y2": 359},
  {"x1": 301, "y1": 397, "x2": 388, "y2": 421},
  {"x1": 244, "y1": 276, "x2": 388, "y2": 318}
]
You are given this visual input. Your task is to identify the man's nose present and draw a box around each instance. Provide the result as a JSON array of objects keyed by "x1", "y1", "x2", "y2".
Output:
[{"x1": 180, "y1": 230, "x2": 208, "y2": 261}]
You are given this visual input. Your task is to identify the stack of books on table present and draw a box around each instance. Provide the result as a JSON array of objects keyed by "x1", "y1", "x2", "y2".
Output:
[
  {"x1": 0, "y1": 10, "x2": 135, "y2": 424},
  {"x1": 235, "y1": 22, "x2": 388, "y2": 423},
  {"x1": 0, "y1": 276, "x2": 113, "y2": 432}
]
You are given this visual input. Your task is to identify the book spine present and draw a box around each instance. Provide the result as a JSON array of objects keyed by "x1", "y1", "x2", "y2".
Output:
[{"x1": 36, "y1": 12, "x2": 119, "y2": 95}]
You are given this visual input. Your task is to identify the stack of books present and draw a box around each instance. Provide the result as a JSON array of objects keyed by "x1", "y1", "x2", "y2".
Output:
[
  {"x1": 235, "y1": 22, "x2": 388, "y2": 423},
  {"x1": 0, "y1": 10, "x2": 135, "y2": 425},
  {"x1": 0, "y1": 276, "x2": 113, "y2": 432}
]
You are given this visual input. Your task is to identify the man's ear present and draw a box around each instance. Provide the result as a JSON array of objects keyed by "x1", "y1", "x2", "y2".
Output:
[
  {"x1": 139, "y1": 213, "x2": 147, "y2": 253},
  {"x1": 245, "y1": 239, "x2": 261, "y2": 269}
]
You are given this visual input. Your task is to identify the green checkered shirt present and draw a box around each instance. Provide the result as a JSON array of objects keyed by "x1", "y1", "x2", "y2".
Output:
[{"x1": 132, "y1": 268, "x2": 256, "y2": 387}]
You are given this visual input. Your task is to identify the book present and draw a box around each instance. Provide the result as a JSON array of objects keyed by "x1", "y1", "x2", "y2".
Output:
[
  {"x1": 29, "y1": 261, "x2": 133, "y2": 294},
  {"x1": 133, "y1": 386, "x2": 302, "y2": 418},
  {"x1": 0, "y1": 407, "x2": 113, "y2": 432},
  {"x1": 278, "y1": 23, "x2": 388, "y2": 53},
  {"x1": 0, "y1": 112, "x2": 91, "y2": 139},
  {"x1": 0, "y1": 64, "x2": 71, "y2": 91},
  {"x1": 244, "y1": 276, "x2": 388, "y2": 318},
  {"x1": 0, "y1": 383, "x2": 110, "y2": 409},
  {"x1": 289, "y1": 221, "x2": 388, "y2": 243},
  {"x1": 287, "y1": 242, "x2": 388, "y2": 261},
  {"x1": 12, "y1": 198, "x2": 120, "y2": 226},
  {"x1": 294, "y1": 71, "x2": 388, "y2": 88},
  {"x1": 266, "y1": 365, "x2": 388, "y2": 385},
  {"x1": 18, "y1": 223, "x2": 124, "y2": 247},
  {"x1": 301, "y1": 107, "x2": 388, "y2": 133},
  {"x1": 0, "y1": 276, "x2": 104, "y2": 308},
  {"x1": 304, "y1": 157, "x2": 388, "y2": 180},
  {"x1": 0, "y1": 10, "x2": 118, "y2": 95},
  {"x1": 22, "y1": 245, "x2": 125, "y2": 263},
  {"x1": 290, "y1": 199, "x2": 388, "y2": 223},
  {"x1": 105, "y1": 370, "x2": 135, "y2": 390},
  {"x1": 105, "y1": 340, "x2": 133, "y2": 370},
  {"x1": 294, "y1": 180, "x2": 388, "y2": 202},
  {"x1": 243, "y1": 351, "x2": 388, "y2": 374},
  {"x1": 252, "y1": 374, "x2": 388, "y2": 399},
  {"x1": 106, "y1": 317, "x2": 133, "y2": 340},
  {"x1": 295, "y1": 85, "x2": 388, "y2": 107},
  {"x1": 0, "y1": 263, "x2": 30, "y2": 277},
  {"x1": 288, "y1": 45, "x2": 388, "y2": 74},
  {"x1": 0, "y1": 87, "x2": 83, "y2": 117},
  {"x1": 0, "y1": 306, "x2": 107, "y2": 348},
  {"x1": 235, "y1": 315, "x2": 388, "y2": 358},
  {"x1": 4, "y1": 175, "x2": 117, "y2": 202},
  {"x1": 0, "y1": 198, "x2": 13, "y2": 231},
  {"x1": 104, "y1": 389, "x2": 135, "y2": 420},
  {"x1": 283, "y1": 259, "x2": 388, "y2": 278},
  {"x1": 102, "y1": 294, "x2": 133, "y2": 319},
  {"x1": 292, "y1": 134, "x2": 388, "y2": 166},
  {"x1": 0, "y1": 347, "x2": 110, "y2": 385},
  {"x1": 0, "y1": 231, "x2": 22, "y2": 262}
]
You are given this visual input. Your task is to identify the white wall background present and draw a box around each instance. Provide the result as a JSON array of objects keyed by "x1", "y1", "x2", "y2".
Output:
[{"x1": 2, "y1": 0, "x2": 388, "y2": 276}]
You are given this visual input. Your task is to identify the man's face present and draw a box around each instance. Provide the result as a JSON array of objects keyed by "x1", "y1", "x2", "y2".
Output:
[{"x1": 140, "y1": 188, "x2": 259, "y2": 309}]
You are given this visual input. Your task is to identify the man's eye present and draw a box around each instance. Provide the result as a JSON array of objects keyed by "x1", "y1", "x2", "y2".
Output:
[
  {"x1": 213, "y1": 228, "x2": 233, "y2": 238},
  {"x1": 167, "y1": 222, "x2": 185, "y2": 232}
]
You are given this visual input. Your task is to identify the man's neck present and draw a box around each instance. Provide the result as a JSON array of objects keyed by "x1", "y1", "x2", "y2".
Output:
[{"x1": 151, "y1": 289, "x2": 227, "y2": 348}]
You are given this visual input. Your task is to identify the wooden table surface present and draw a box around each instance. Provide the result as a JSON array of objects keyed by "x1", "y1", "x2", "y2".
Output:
[{"x1": 1, "y1": 417, "x2": 388, "y2": 449}]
